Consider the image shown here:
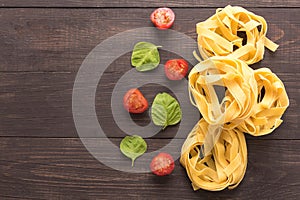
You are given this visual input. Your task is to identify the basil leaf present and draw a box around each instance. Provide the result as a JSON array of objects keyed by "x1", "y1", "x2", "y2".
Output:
[
  {"x1": 151, "y1": 92, "x2": 182, "y2": 129},
  {"x1": 131, "y1": 42, "x2": 161, "y2": 72},
  {"x1": 120, "y1": 135, "x2": 147, "y2": 167}
]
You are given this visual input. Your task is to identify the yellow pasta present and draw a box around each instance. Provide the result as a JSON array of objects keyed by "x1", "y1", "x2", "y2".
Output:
[
  {"x1": 196, "y1": 5, "x2": 278, "y2": 65},
  {"x1": 180, "y1": 118, "x2": 247, "y2": 191},
  {"x1": 181, "y1": 5, "x2": 289, "y2": 192},
  {"x1": 237, "y1": 68, "x2": 289, "y2": 136},
  {"x1": 182, "y1": 57, "x2": 289, "y2": 191},
  {"x1": 189, "y1": 56, "x2": 257, "y2": 128}
]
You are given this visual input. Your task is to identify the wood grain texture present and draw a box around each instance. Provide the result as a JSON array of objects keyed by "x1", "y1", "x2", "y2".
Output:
[
  {"x1": 0, "y1": 0, "x2": 300, "y2": 8},
  {"x1": 0, "y1": 9, "x2": 298, "y2": 140},
  {"x1": 0, "y1": 70, "x2": 298, "y2": 139},
  {"x1": 0, "y1": 8, "x2": 299, "y2": 72},
  {"x1": 0, "y1": 3, "x2": 299, "y2": 200},
  {"x1": 0, "y1": 138, "x2": 299, "y2": 200}
]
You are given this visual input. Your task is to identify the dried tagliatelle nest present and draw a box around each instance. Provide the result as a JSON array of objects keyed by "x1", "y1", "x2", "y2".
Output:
[
  {"x1": 196, "y1": 5, "x2": 279, "y2": 65},
  {"x1": 236, "y1": 68, "x2": 290, "y2": 136},
  {"x1": 180, "y1": 118, "x2": 247, "y2": 191},
  {"x1": 188, "y1": 56, "x2": 258, "y2": 128}
]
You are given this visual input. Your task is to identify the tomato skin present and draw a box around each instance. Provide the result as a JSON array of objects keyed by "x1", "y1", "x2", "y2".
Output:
[
  {"x1": 164, "y1": 59, "x2": 189, "y2": 80},
  {"x1": 123, "y1": 88, "x2": 149, "y2": 114},
  {"x1": 150, "y1": 152, "x2": 175, "y2": 176},
  {"x1": 150, "y1": 7, "x2": 175, "y2": 30}
]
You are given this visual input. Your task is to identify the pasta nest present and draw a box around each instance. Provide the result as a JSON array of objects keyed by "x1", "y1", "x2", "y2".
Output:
[
  {"x1": 197, "y1": 5, "x2": 278, "y2": 65},
  {"x1": 236, "y1": 68, "x2": 289, "y2": 136},
  {"x1": 189, "y1": 56, "x2": 258, "y2": 128},
  {"x1": 180, "y1": 119, "x2": 247, "y2": 191}
]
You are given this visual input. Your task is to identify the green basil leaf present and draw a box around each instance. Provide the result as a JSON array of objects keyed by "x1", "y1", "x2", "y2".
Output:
[
  {"x1": 120, "y1": 135, "x2": 147, "y2": 167},
  {"x1": 131, "y1": 42, "x2": 161, "y2": 72},
  {"x1": 151, "y1": 92, "x2": 182, "y2": 129}
]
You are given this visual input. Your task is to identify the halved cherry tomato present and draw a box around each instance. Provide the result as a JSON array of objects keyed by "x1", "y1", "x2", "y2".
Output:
[
  {"x1": 150, "y1": 7, "x2": 175, "y2": 30},
  {"x1": 150, "y1": 152, "x2": 175, "y2": 176},
  {"x1": 123, "y1": 88, "x2": 148, "y2": 114},
  {"x1": 164, "y1": 59, "x2": 188, "y2": 80}
]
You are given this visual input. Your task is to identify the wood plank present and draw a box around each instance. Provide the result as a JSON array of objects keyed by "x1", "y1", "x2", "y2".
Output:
[
  {"x1": 0, "y1": 8, "x2": 299, "y2": 72},
  {"x1": 0, "y1": 138, "x2": 299, "y2": 199},
  {"x1": 1, "y1": 0, "x2": 300, "y2": 8},
  {"x1": 0, "y1": 71, "x2": 298, "y2": 139}
]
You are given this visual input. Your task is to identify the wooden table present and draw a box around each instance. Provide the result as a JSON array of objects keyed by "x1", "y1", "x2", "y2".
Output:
[{"x1": 0, "y1": 1, "x2": 299, "y2": 199}]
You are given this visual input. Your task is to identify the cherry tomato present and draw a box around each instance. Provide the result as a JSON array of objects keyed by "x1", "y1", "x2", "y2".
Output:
[
  {"x1": 150, "y1": 152, "x2": 175, "y2": 176},
  {"x1": 164, "y1": 59, "x2": 189, "y2": 80},
  {"x1": 123, "y1": 88, "x2": 149, "y2": 114},
  {"x1": 150, "y1": 7, "x2": 175, "y2": 30}
]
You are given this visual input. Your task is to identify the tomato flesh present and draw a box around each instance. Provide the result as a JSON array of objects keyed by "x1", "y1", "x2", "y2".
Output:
[
  {"x1": 164, "y1": 59, "x2": 188, "y2": 80},
  {"x1": 150, "y1": 7, "x2": 175, "y2": 29},
  {"x1": 123, "y1": 88, "x2": 148, "y2": 114},
  {"x1": 150, "y1": 152, "x2": 175, "y2": 176}
]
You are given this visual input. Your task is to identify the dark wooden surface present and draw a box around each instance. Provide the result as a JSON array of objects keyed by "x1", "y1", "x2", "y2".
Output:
[
  {"x1": 0, "y1": 0, "x2": 299, "y2": 8},
  {"x1": 0, "y1": 1, "x2": 299, "y2": 200}
]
